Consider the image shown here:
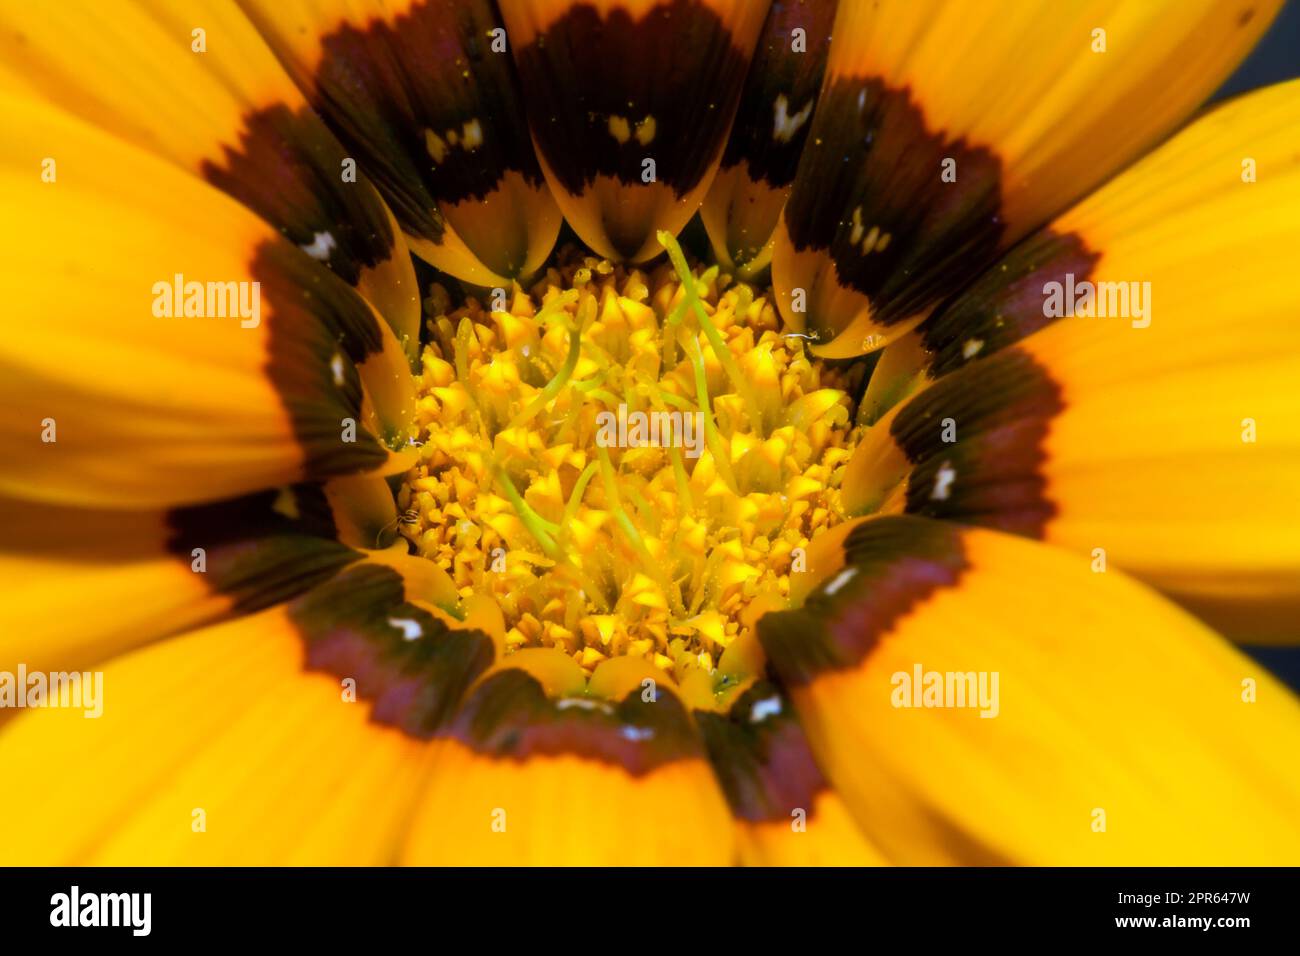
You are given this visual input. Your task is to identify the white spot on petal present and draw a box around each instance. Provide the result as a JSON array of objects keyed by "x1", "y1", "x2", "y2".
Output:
[
  {"x1": 388, "y1": 617, "x2": 423, "y2": 641},
  {"x1": 557, "y1": 697, "x2": 614, "y2": 713},
  {"x1": 773, "y1": 93, "x2": 814, "y2": 143},
  {"x1": 300, "y1": 231, "x2": 337, "y2": 262},
  {"x1": 932, "y1": 462, "x2": 957, "y2": 501},
  {"x1": 749, "y1": 694, "x2": 783, "y2": 723},
  {"x1": 823, "y1": 567, "x2": 858, "y2": 596}
]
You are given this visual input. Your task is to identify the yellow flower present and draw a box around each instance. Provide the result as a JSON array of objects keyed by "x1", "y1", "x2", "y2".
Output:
[{"x1": 1, "y1": 0, "x2": 1299, "y2": 865}]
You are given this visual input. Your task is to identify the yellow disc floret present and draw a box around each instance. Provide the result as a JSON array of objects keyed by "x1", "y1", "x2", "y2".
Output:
[{"x1": 397, "y1": 234, "x2": 864, "y2": 682}]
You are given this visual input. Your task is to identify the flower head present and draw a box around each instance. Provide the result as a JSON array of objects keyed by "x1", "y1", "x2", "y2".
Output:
[{"x1": 2, "y1": 0, "x2": 1300, "y2": 866}]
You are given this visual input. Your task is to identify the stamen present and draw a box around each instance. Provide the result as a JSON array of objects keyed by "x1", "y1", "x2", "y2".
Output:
[
  {"x1": 669, "y1": 446, "x2": 694, "y2": 516},
  {"x1": 680, "y1": 327, "x2": 739, "y2": 494},
  {"x1": 509, "y1": 293, "x2": 593, "y2": 429},
  {"x1": 595, "y1": 442, "x2": 686, "y2": 616},
  {"x1": 492, "y1": 462, "x2": 561, "y2": 559},
  {"x1": 397, "y1": 248, "x2": 863, "y2": 678},
  {"x1": 659, "y1": 231, "x2": 768, "y2": 436},
  {"x1": 557, "y1": 461, "x2": 600, "y2": 548}
]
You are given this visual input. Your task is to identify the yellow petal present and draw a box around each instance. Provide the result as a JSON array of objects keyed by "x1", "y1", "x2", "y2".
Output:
[
  {"x1": 700, "y1": 0, "x2": 835, "y2": 277},
  {"x1": 773, "y1": 0, "x2": 1280, "y2": 357},
  {"x1": 0, "y1": 489, "x2": 358, "y2": 681},
  {"x1": 240, "y1": 0, "x2": 561, "y2": 284},
  {"x1": 500, "y1": 0, "x2": 769, "y2": 261},
  {"x1": 0, "y1": 0, "x2": 421, "y2": 353},
  {"x1": 0, "y1": 605, "x2": 431, "y2": 864},
  {"x1": 0, "y1": 92, "x2": 392, "y2": 507},
  {"x1": 760, "y1": 516, "x2": 1300, "y2": 864},
  {"x1": 402, "y1": 668, "x2": 734, "y2": 864},
  {"x1": 696, "y1": 681, "x2": 886, "y2": 865},
  {"x1": 848, "y1": 80, "x2": 1300, "y2": 641}
]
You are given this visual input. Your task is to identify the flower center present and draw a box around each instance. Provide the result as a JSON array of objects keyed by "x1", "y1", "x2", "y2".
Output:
[{"x1": 396, "y1": 234, "x2": 863, "y2": 682}]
